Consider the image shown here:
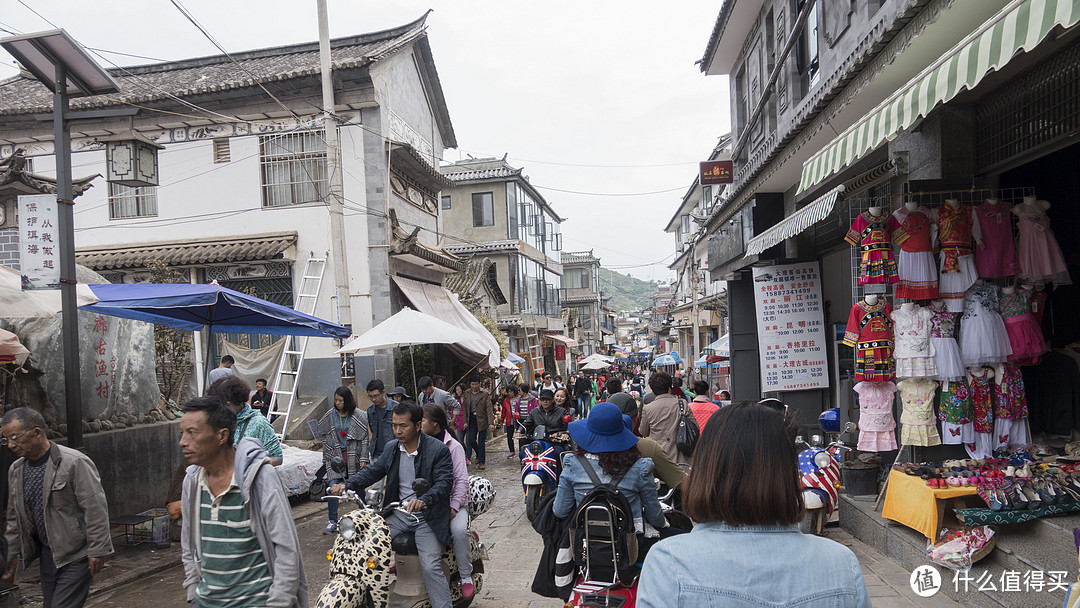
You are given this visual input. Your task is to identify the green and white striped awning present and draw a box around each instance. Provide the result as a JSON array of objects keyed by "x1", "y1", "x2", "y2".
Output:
[
  {"x1": 798, "y1": 0, "x2": 1080, "y2": 194},
  {"x1": 744, "y1": 186, "x2": 842, "y2": 256}
]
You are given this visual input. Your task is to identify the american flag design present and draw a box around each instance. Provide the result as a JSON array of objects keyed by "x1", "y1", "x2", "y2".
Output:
[
  {"x1": 798, "y1": 448, "x2": 841, "y2": 515},
  {"x1": 521, "y1": 444, "x2": 558, "y2": 483}
]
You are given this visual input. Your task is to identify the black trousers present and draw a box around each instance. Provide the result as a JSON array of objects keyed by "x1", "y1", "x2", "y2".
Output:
[{"x1": 38, "y1": 545, "x2": 91, "y2": 608}]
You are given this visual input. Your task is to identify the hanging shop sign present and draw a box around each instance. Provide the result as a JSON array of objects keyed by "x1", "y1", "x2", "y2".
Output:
[
  {"x1": 555, "y1": 344, "x2": 566, "y2": 360},
  {"x1": 18, "y1": 194, "x2": 60, "y2": 290},
  {"x1": 700, "y1": 160, "x2": 733, "y2": 185},
  {"x1": 751, "y1": 261, "x2": 828, "y2": 392}
]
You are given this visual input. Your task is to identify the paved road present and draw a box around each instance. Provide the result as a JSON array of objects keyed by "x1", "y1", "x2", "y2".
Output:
[{"x1": 86, "y1": 435, "x2": 550, "y2": 607}]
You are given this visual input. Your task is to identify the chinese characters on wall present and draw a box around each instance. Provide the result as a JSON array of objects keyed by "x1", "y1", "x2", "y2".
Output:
[
  {"x1": 752, "y1": 262, "x2": 829, "y2": 392},
  {"x1": 92, "y1": 314, "x2": 117, "y2": 405},
  {"x1": 17, "y1": 194, "x2": 60, "y2": 289}
]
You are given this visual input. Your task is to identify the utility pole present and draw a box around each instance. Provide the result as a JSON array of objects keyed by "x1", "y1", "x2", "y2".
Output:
[{"x1": 317, "y1": 0, "x2": 352, "y2": 338}]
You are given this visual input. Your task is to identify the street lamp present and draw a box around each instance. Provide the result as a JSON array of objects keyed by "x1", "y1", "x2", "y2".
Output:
[{"x1": 1, "y1": 29, "x2": 121, "y2": 450}]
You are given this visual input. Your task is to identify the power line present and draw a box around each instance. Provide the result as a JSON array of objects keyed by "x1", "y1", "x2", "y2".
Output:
[{"x1": 532, "y1": 184, "x2": 686, "y2": 197}]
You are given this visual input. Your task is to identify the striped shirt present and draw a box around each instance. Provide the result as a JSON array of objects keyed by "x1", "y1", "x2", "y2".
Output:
[{"x1": 196, "y1": 470, "x2": 270, "y2": 608}]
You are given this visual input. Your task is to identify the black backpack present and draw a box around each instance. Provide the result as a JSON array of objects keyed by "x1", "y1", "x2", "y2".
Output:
[{"x1": 568, "y1": 456, "x2": 639, "y2": 584}]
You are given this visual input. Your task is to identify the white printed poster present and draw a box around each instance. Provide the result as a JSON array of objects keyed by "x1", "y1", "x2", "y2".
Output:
[
  {"x1": 18, "y1": 194, "x2": 60, "y2": 290},
  {"x1": 751, "y1": 262, "x2": 828, "y2": 392}
]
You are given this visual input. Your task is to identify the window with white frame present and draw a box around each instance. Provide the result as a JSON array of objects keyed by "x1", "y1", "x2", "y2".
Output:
[
  {"x1": 108, "y1": 183, "x2": 158, "y2": 219},
  {"x1": 259, "y1": 132, "x2": 328, "y2": 207}
]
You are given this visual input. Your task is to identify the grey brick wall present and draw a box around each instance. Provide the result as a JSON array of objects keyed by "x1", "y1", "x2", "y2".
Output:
[{"x1": 0, "y1": 227, "x2": 19, "y2": 271}]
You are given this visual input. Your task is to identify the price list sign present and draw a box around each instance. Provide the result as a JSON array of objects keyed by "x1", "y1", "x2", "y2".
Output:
[
  {"x1": 752, "y1": 262, "x2": 828, "y2": 392},
  {"x1": 17, "y1": 194, "x2": 60, "y2": 290}
]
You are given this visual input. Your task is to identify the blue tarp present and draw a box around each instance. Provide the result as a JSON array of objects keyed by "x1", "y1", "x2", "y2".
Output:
[{"x1": 81, "y1": 283, "x2": 350, "y2": 338}]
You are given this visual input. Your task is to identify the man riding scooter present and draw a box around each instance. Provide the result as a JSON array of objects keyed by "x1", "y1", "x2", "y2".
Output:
[{"x1": 330, "y1": 401, "x2": 454, "y2": 608}]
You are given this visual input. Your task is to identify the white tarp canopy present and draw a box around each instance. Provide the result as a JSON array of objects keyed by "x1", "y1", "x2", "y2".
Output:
[
  {"x1": 0, "y1": 265, "x2": 98, "y2": 318},
  {"x1": 392, "y1": 276, "x2": 501, "y2": 368},
  {"x1": 581, "y1": 359, "x2": 611, "y2": 371},
  {"x1": 336, "y1": 307, "x2": 477, "y2": 354}
]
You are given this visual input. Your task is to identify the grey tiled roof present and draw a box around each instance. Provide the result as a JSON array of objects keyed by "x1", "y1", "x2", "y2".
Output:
[
  {"x1": 443, "y1": 166, "x2": 522, "y2": 182},
  {"x1": 561, "y1": 250, "x2": 599, "y2": 266},
  {"x1": 0, "y1": 16, "x2": 429, "y2": 116},
  {"x1": 75, "y1": 232, "x2": 297, "y2": 270}
]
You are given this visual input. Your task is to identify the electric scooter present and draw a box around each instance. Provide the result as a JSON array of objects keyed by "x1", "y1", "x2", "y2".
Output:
[
  {"x1": 520, "y1": 421, "x2": 571, "y2": 522},
  {"x1": 317, "y1": 474, "x2": 487, "y2": 608},
  {"x1": 796, "y1": 412, "x2": 856, "y2": 536}
]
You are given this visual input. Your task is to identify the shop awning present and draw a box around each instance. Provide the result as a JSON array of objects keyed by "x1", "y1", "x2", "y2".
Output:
[
  {"x1": 744, "y1": 187, "x2": 842, "y2": 256},
  {"x1": 391, "y1": 276, "x2": 501, "y2": 368},
  {"x1": 798, "y1": 0, "x2": 1080, "y2": 194},
  {"x1": 547, "y1": 333, "x2": 579, "y2": 347}
]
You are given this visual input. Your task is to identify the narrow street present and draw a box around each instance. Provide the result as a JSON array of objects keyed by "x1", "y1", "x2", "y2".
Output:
[{"x1": 84, "y1": 436, "x2": 551, "y2": 608}]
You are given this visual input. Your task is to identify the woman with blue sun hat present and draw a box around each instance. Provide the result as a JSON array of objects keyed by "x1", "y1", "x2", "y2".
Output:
[{"x1": 552, "y1": 401, "x2": 671, "y2": 562}]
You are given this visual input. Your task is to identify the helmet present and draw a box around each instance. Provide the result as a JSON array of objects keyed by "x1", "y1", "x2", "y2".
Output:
[
  {"x1": 468, "y1": 475, "x2": 496, "y2": 516},
  {"x1": 818, "y1": 408, "x2": 841, "y2": 433}
]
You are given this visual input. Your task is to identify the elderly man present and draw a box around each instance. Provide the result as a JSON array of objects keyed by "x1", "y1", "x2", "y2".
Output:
[{"x1": 1, "y1": 407, "x2": 113, "y2": 608}]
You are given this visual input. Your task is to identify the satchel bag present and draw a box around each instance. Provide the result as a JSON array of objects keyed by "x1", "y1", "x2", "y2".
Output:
[
  {"x1": 675, "y1": 399, "x2": 700, "y2": 457},
  {"x1": 308, "y1": 463, "x2": 329, "y2": 502}
]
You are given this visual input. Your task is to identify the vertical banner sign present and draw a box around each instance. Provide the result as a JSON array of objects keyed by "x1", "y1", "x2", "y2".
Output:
[
  {"x1": 18, "y1": 194, "x2": 60, "y2": 290},
  {"x1": 752, "y1": 262, "x2": 828, "y2": 391},
  {"x1": 554, "y1": 344, "x2": 566, "y2": 361}
]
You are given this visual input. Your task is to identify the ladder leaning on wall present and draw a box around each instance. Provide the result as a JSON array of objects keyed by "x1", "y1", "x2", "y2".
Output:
[
  {"x1": 524, "y1": 317, "x2": 544, "y2": 377},
  {"x1": 266, "y1": 255, "x2": 326, "y2": 439}
]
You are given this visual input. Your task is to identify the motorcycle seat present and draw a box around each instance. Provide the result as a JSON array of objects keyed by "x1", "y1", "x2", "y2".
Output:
[{"x1": 391, "y1": 531, "x2": 418, "y2": 556}]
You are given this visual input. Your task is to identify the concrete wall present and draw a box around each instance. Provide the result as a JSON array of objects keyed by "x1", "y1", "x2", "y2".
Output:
[
  {"x1": 442, "y1": 181, "x2": 511, "y2": 244},
  {"x1": 83, "y1": 421, "x2": 183, "y2": 518}
]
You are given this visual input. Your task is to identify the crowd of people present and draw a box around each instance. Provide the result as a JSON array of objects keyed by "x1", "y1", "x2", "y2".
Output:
[{"x1": 0, "y1": 353, "x2": 870, "y2": 608}]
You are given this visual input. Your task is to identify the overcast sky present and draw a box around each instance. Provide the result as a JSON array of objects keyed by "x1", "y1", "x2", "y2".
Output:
[{"x1": 0, "y1": 0, "x2": 731, "y2": 282}]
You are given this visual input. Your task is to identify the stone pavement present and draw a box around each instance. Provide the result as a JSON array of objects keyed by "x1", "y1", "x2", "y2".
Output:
[{"x1": 4, "y1": 433, "x2": 964, "y2": 607}]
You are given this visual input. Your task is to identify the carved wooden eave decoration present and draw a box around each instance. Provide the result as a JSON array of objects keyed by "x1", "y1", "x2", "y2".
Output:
[
  {"x1": 0, "y1": 150, "x2": 98, "y2": 198},
  {"x1": 387, "y1": 208, "x2": 464, "y2": 272}
]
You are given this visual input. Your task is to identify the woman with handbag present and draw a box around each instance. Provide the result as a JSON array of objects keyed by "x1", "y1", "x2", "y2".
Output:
[{"x1": 318, "y1": 386, "x2": 370, "y2": 534}]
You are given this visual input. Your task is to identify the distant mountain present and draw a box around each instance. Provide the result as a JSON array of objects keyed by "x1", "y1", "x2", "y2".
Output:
[{"x1": 597, "y1": 268, "x2": 661, "y2": 312}]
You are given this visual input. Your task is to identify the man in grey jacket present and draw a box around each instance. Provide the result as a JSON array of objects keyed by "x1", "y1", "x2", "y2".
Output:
[
  {"x1": 1, "y1": 407, "x2": 112, "y2": 608},
  {"x1": 179, "y1": 396, "x2": 307, "y2": 608}
]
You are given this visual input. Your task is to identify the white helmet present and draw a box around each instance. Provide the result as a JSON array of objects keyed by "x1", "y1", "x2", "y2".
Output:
[{"x1": 468, "y1": 475, "x2": 496, "y2": 516}]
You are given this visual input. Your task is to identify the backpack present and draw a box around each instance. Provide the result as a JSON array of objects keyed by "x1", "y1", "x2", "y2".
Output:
[
  {"x1": 675, "y1": 398, "x2": 700, "y2": 457},
  {"x1": 568, "y1": 456, "x2": 639, "y2": 584}
]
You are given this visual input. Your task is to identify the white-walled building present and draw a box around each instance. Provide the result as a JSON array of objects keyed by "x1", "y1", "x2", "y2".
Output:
[{"x1": 0, "y1": 15, "x2": 465, "y2": 393}]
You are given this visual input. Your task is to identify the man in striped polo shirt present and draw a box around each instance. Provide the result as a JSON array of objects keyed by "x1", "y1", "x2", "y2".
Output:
[{"x1": 179, "y1": 396, "x2": 307, "y2": 608}]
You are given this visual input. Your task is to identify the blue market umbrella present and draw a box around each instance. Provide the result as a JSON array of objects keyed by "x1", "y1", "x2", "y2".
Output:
[
  {"x1": 81, "y1": 283, "x2": 350, "y2": 338},
  {"x1": 506, "y1": 352, "x2": 526, "y2": 364},
  {"x1": 652, "y1": 353, "x2": 679, "y2": 366}
]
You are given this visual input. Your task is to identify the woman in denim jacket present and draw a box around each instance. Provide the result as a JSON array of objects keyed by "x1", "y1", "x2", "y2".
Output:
[
  {"x1": 637, "y1": 403, "x2": 871, "y2": 608},
  {"x1": 552, "y1": 403, "x2": 669, "y2": 537}
]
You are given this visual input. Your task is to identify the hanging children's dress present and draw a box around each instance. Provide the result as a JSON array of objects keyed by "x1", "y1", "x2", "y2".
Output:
[
  {"x1": 854, "y1": 381, "x2": 898, "y2": 452},
  {"x1": 974, "y1": 199, "x2": 1019, "y2": 278},
  {"x1": 937, "y1": 203, "x2": 982, "y2": 313},
  {"x1": 993, "y1": 363, "x2": 1029, "y2": 450},
  {"x1": 892, "y1": 206, "x2": 938, "y2": 300},
  {"x1": 842, "y1": 299, "x2": 895, "y2": 382},
  {"x1": 939, "y1": 379, "x2": 973, "y2": 445},
  {"x1": 999, "y1": 288, "x2": 1046, "y2": 362},
  {"x1": 891, "y1": 305, "x2": 938, "y2": 379},
  {"x1": 958, "y1": 283, "x2": 1013, "y2": 367},
  {"x1": 928, "y1": 301, "x2": 964, "y2": 381},
  {"x1": 965, "y1": 369, "x2": 995, "y2": 460},
  {"x1": 898, "y1": 378, "x2": 941, "y2": 447},
  {"x1": 1015, "y1": 200, "x2": 1072, "y2": 288},
  {"x1": 845, "y1": 211, "x2": 900, "y2": 285}
]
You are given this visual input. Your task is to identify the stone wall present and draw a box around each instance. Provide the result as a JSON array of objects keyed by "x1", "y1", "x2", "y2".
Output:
[{"x1": 84, "y1": 420, "x2": 184, "y2": 517}]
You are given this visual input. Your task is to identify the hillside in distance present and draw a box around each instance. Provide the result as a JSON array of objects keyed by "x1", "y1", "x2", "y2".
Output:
[{"x1": 597, "y1": 268, "x2": 662, "y2": 312}]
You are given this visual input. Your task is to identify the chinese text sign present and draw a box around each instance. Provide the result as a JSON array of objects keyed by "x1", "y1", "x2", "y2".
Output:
[
  {"x1": 18, "y1": 194, "x2": 60, "y2": 290},
  {"x1": 752, "y1": 262, "x2": 829, "y2": 392}
]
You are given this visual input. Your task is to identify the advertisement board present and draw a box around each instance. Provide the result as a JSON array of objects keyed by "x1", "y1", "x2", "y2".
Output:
[{"x1": 751, "y1": 262, "x2": 828, "y2": 392}]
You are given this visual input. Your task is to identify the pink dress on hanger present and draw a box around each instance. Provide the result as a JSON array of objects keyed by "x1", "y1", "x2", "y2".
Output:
[
  {"x1": 974, "y1": 199, "x2": 1019, "y2": 278},
  {"x1": 1000, "y1": 288, "x2": 1046, "y2": 361},
  {"x1": 854, "y1": 381, "x2": 898, "y2": 452},
  {"x1": 993, "y1": 363, "x2": 1029, "y2": 450},
  {"x1": 1016, "y1": 202, "x2": 1071, "y2": 288}
]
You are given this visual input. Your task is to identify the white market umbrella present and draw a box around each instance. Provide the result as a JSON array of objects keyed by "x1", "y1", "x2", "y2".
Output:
[
  {"x1": 582, "y1": 359, "x2": 611, "y2": 371},
  {"x1": 580, "y1": 353, "x2": 614, "y2": 366},
  {"x1": 336, "y1": 307, "x2": 478, "y2": 394},
  {"x1": 0, "y1": 328, "x2": 30, "y2": 368}
]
